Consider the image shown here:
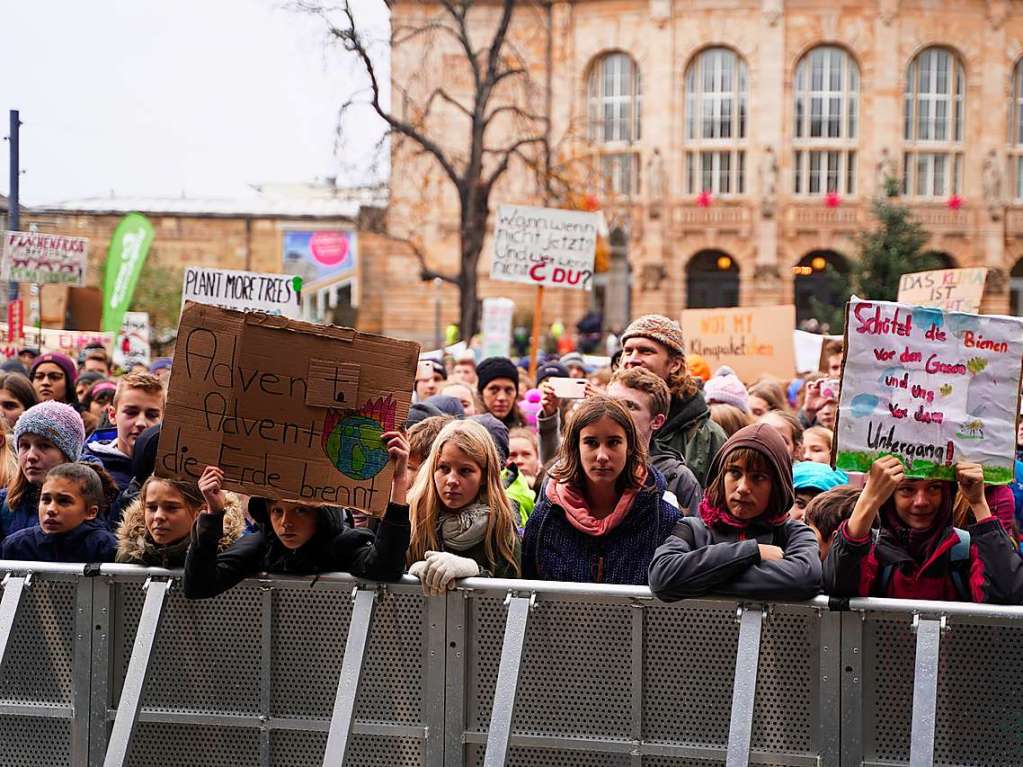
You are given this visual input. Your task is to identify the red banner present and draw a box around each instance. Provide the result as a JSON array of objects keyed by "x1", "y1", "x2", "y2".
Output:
[{"x1": 6, "y1": 300, "x2": 23, "y2": 344}]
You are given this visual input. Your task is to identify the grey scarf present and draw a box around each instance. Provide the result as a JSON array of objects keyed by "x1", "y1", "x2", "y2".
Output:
[{"x1": 439, "y1": 501, "x2": 490, "y2": 552}]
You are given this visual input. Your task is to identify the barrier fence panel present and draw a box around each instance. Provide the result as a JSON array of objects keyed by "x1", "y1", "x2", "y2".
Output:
[
  {"x1": 0, "y1": 562, "x2": 92, "y2": 767},
  {"x1": 446, "y1": 579, "x2": 838, "y2": 767},
  {"x1": 843, "y1": 599, "x2": 1023, "y2": 767},
  {"x1": 89, "y1": 568, "x2": 444, "y2": 767},
  {"x1": 3, "y1": 562, "x2": 1023, "y2": 767}
]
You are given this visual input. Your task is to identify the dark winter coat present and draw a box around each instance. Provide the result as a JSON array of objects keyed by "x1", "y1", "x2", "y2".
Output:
[
  {"x1": 823, "y1": 517, "x2": 1023, "y2": 603},
  {"x1": 0, "y1": 486, "x2": 40, "y2": 540},
  {"x1": 649, "y1": 443, "x2": 702, "y2": 515},
  {"x1": 183, "y1": 500, "x2": 410, "y2": 599},
  {"x1": 655, "y1": 391, "x2": 727, "y2": 486},
  {"x1": 648, "y1": 516, "x2": 821, "y2": 601},
  {"x1": 522, "y1": 467, "x2": 680, "y2": 585},
  {"x1": 0, "y1": 519, "x2": 116, "y2": 563},
  {"x1": 82, "y1": 428, "x2": 134, "y2": 492}
]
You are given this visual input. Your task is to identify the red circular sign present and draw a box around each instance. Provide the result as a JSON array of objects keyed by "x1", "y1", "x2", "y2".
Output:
[{"x1": 310, "y1": 231, "x2": 350, "y2": 267}]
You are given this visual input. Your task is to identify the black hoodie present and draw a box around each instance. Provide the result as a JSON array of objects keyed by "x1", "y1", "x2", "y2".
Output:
[{"x1": 183, "y1": 498, "x2": 410, "y2": 599}]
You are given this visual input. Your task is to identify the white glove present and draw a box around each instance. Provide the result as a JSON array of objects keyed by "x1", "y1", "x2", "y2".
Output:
[{"x1": 408, "y1": 550, "x2": 480, "y2": 596}]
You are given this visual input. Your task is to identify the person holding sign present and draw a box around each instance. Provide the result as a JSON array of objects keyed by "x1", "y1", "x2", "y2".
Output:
[
  {"x1": 823, "y1": 457, "x2": 1023, "y2": 602},
  {"x1": 620, "y1": 315, "x2": 726, "y2": 486},
  {"x1": 183, "y1": 431, "x2": 412, "y2": 600},
  {"x1": 648, "y1": 424, "x2": 821, "y2": 602},
  {"x1": 523, "y1": 397, "x2": 680, "y2": 585},
  {"x1": 115, "y1": 475, "x2": 246, "y2": 568}
]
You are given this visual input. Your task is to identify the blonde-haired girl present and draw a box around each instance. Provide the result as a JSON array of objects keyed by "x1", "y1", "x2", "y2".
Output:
[{"x1": 408, "y1": 419, "x2": 520, "y2": 594}]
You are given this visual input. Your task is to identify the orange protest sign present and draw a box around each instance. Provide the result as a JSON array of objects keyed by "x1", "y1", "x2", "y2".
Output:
[{"x1": 680, "y1": 305, "x2": 796, "y2": 383}]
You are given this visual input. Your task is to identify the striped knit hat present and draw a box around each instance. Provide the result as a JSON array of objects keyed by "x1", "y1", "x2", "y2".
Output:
[
  {"x1": 621, "y1": 315, "x2": 686, "y2": 356},
  {"x1": 14, "y1": 401, "x2": 85, "y2": 461}
]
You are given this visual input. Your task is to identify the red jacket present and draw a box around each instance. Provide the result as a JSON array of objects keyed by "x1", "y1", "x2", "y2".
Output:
[{"x1": 824, "y1": 517, "x2": 1023, "y2": 603}]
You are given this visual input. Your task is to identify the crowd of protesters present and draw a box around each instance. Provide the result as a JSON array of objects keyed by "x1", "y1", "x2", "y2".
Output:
[{"x1": 1, "y1": 312, "x2": 1022, "y2": 607}]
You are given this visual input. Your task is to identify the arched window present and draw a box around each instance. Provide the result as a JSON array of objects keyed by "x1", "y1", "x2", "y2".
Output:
[
  {"x1": 1011, "y1": 257, "x2": 1023, "y2": 316},
  {"x1": 902, "y1": 48, "x2": 965, "y2": 198},
  {"x1": 587, "y1": 52, "x2": 641, "y2": 196},
  {"x1": 686, "y1": 250, "x2": 740, "y2": 308},
  {"x1": 683, "y1": 48, "x2": 748, "y2": 196},
  {"x1": 793, "y1": 251, "x2": 850, "y2": 327},
  {"x1": 1010, "y1": 59, "x2": 1023, "y2": 200},
  {"x1": 793, "y1": 46, "x2": 859, "y2": 196}
]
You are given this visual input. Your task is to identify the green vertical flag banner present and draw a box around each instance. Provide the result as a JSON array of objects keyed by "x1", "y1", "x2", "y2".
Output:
[{"x1": 102, "y1": 213, "x2": 154, "y2": 333}]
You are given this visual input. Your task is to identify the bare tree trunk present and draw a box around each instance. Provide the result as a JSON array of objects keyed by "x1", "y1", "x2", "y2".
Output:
[
  {"x1": 458, "y1": 186, "x2": 488, "y2": 338},
  {"x1": 312, "y1": 0, "x2": 547, "y2": 343}
]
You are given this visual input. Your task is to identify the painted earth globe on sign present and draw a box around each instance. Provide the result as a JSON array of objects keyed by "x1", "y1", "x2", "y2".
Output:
[
  {"x1": 324, "y1": 414, "x2": 388, "y2": 480},
  {"x1": 322, "y1": 397, "x2": 399, "y2": 481}
]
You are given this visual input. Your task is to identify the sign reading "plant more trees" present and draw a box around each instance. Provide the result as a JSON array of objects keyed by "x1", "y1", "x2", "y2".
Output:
[{"x1": 835, "y1": 296, "x2": 1023, "y2": 484}]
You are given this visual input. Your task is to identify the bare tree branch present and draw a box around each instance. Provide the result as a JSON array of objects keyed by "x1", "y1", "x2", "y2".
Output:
[
  {"x1": 484, "y1": 104, "x2": 548, "y2": 129},
  {"x1": 423, "y1": 87, "x2": 474, "y2": 120},
  {"x1": 380, "y1": 232, "x2": 459, "y2": 285},
  {"x1": 299, "y1": 0, "x2": 552, "y2": 337},
  {"x1": 323, "y1": 1, "x2": 464, "y2": 188}
]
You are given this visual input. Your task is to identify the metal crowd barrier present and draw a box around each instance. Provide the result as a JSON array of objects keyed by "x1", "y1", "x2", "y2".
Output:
[{"x1": 0, "y1": 561, "x2": 1021, "y2": 767}]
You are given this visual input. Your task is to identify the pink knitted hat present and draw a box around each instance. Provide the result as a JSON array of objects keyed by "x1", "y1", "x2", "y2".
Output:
[{"x1": 703, "y1": 367, "x2": 749, "y2": 412}]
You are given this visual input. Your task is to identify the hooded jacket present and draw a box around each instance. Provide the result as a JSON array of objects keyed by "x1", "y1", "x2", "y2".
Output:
[
  {"x1": 83, "y1": 427, "x2": 134, "y2": 492},
  {"x1": 648, "y1": 424, "x2": 821, "y2": 602},
  {"x1": 523, "y1": 466, "x2": 680, "y2": 585},
  {"x1": 1, "y1": 519, "x2": 116, "y2": 563},
  {"x1": 823, "y1": 487, "x2": 1023, "y2": 603},
  {"x1": 114, "y1": 491, "x2": 246, "y2": 568},
  {"x1": 655, "y1": 391, "x2": 727, "y2": 486},
  {"x1": 183, "y1": 499, "x2": 410, "y2": 599}
]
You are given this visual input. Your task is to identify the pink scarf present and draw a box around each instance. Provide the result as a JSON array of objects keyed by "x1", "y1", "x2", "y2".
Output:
[
  {"x1": 546, "y1": 468, "x2": 645, "y2": 537},
  {"x1": 698, "y1": 496, "x2": 790, "y2": 531}
]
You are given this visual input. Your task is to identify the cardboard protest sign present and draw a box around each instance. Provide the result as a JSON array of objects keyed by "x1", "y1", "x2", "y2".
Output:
[
  {"x1": 0, "y1": 323, "x2": 112, "y2": 359},
  {"x1": 157, "y1": 303, "x2": 420, "y2": 513},
  {"x1": 2, "y1": 231, "x2": 88, "y2": 286},
  {"x1": 835, "y1": 296, "x2": 1023, "y2": 483},
  {"x1": 480, "y1": 297, "x2": 514, "y2": 358},
  {"x1": 114, "y1": 312, "x2": 150, "y2": 368},
  {"x1": 183, "y1": 266, "x2": 303, "y2": 318},
  {"x1": 680, "y1": 305, "x2": 796, "y2": 383},
  {"x1": 491, "y1": 205, "x2": 599, "y2": 291},
  {"x1": 897, "y1": 267, "x2": 988, "y2": 313}
]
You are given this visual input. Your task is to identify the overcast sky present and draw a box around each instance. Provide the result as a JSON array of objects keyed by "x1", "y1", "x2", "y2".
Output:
[{"x1": 0, "y1": 0, "x2": 390, "y2": 205}]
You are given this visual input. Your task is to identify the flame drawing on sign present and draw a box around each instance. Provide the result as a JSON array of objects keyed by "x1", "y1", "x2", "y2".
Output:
[{"x1": 322, "y1": 396, "x2": 398, "y2": 481}]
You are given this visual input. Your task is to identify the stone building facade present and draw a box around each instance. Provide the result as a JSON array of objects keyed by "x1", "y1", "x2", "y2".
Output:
[
  {"x1": 16, "y1": 189, "x2": 407, "y2": 339},
  {"x1": 386, "y1": 0, "x2": 1023, "y2": 341}
]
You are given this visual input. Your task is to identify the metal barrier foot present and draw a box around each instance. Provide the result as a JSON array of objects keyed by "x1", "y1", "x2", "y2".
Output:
[
  {"x1": 909, "y1": 615, "x2": 947, "y2": 767},
  {"x1": 483, "y1": 591, "x2": 535, "y2": 767},
  {"x1": 725, "y1": 605, "x2": 766, "y2": 767},
  {"x1": 0, "y1": 572, "x2": 31, "y2": 669},
  {"x1": 102, "y1": 577, "x2": 171, "y2": 767},
  {"x1": 321, "y1": 587, "x2": 378, "y2": 767}
]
